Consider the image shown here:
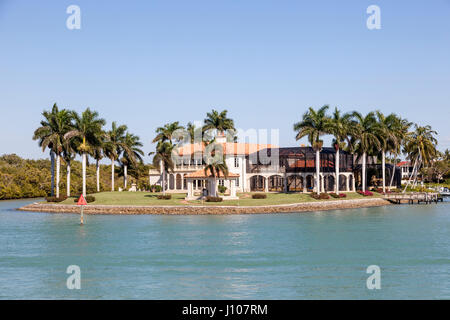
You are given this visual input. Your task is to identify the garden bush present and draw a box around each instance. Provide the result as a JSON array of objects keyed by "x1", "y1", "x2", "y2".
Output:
[
  {"x1": 330, "y1": 193, "x2": 346, "y2": 198},
  {"x1": 357, "y1": 190, "x2": 373, "y2": 196},
  {"x1": 205, "y1": 196, "x2": 223, "y2": 202},
  {"x1": 218, "y1": 185, "x2": 227, "y2": 194},
  {"x1": 151, "y1": 185, "x2": 162, "y2": 192},
  {"x1": 46, "y1": 196, "x2": 67, "y2": 203},
  {"x1": 310, "y1": 192, "x2": 320, "y2": 199},
  {"x1": 310, "y1": 192, "x2": 329, "y2": 199},
  {"x1": 252, "y1": 193, "x2": 267, "y2": 199},
  {"x1": 157, "y1": 194, "x2": 171, "y2": 200},
  {"x1": 73, "y1": 195, "x2": 96, "y2": 203}
]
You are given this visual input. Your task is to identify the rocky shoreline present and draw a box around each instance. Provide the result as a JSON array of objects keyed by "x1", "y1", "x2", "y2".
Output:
[{"x1": 18, "y1": 198, "x2": 391, "y2": 215}]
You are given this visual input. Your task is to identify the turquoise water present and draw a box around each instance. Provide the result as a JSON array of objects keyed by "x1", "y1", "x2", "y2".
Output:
[{"x1": 0, "y1": 199, "x2": 449, "y2": 299}]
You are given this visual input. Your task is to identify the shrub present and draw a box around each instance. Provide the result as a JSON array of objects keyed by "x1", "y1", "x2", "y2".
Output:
[
  {"x1": 218, "y1": 185, "x2": 227, "y2": 194},
  {"x1": 319, "y1": 193, "x2": 330, "y2": 200},
  {"x1": 73, "y1": 195, "x2": 96, "y2": 203},
  {"x1": 157, "y1": 194, "x2": 171, "y2": 200},
  {"x1": 85, "y1": 195, "x2": 96, "y2": 203},
  {"x1": 151, "y1": 185, "x2": 162, "y2": 192},
  {"x1": 357, "y1": 190, "x2": 373, "y2": 197},
  {"x1": 252, "y1": 193, "x2": 267, "y2": 199},
  {"x1": 330, "y1": 193, "x2": 347, "y2": 198},
  {"x1": 205, "y1": 196, "x2": 223, "y2": 202},
  {"x1": 310, "y1": 192, "x2": 320, "y2": 199},
  {"x1": 46, "y1": 196, "x2": 67, "y2": 203}
]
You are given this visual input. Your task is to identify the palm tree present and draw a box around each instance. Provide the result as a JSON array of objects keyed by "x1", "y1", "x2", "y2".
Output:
[
  {"x1": 293, "y1": 105, "x2": 330, "y2": 194},
  {"x1": 375, "y1": 111, "x2": 400, "y2": 193},
  {"x1": 325, "y1": 108, "x2": 351, "y2": 194},
  {"x1": 65, "y1": 108, "x2": 105, "y2": 197},
  {"x1": 121, "y1": 132, "x2": 144, "y2": 189},
  {"x1": 203, "y1": 145, "x2": 229, "y2": 197},
  {"x1": 104, "y1": 122, "x2": 127, "y2": 192},
  {"x1": 152, "y1": 122, "x2": 185, "y2": 144},
  {"x1": 33, "y1": 103, "x2": 72, "y2": 198},
  {"x1": 186, "y1": 122, "x2": 202, "y2": 143},
  {"x1": 203, "y1": 109, "x2": 235, "y2": 137},
  {"x1": 350, "y1": 111, "x2": 381, "y2": 191},
  {"x1": 62, "y1": 138, "x2": 77, "y2": 197},
  {"x1": 404, "y1": 124, "x2": 438, "y2": 168},
  {"x1": 151, "y1": 141, "x2": 174, "y2": 195},
  {"x1": 92, "y1": 139, "x2": 105, "y2": 193},
  {"x1": 388, "y1": 117, "x2": 412, "y2": 188}
]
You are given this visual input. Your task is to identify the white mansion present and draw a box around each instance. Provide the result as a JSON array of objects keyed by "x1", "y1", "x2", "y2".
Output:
[{"x1": 149, "y1": 135, "x2": 357, "y2": 198}]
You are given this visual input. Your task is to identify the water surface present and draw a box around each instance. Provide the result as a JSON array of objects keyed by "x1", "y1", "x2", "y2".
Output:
[{"x1": 0, "y1": 198, "x2": 449, "y2": 299}]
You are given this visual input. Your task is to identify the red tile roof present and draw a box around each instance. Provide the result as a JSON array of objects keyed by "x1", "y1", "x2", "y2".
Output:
[
  {"x1": 396, "y1": 161, "x2": 411, "y2": 167},
  {"x1": 185, "y1": 169, "x2": 240, "y2": 179}
]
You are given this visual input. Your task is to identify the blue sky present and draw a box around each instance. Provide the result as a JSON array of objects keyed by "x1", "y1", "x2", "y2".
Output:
[{"x1": 1, "y1": 0, "x2": 449, "y2": 162}]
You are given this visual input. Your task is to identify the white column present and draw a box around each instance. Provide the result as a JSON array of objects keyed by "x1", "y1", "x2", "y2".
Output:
[
  {"x1": 346, "y1": 174, "x2": 350, "y2": 192},
  {"x1": 231, "y1": 179, "x2": 236, "y2": 197},
  {"x1": 320, "y1": 175, "x2": 325, "y2": 193},
  {"x1": 264, "y1": 177, "x2": 269, "y2": 192},
  {"x1": 352, "y1": 174, "x2": 356, "y2": 192},
  {"x1": 187, "y1": 180, "x2": 193, "y2": 198}
]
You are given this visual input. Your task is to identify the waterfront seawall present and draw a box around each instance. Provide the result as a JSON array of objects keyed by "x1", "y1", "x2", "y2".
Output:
[{"x1": 18, "y1": 198, "x2": 391, "y2": 215}]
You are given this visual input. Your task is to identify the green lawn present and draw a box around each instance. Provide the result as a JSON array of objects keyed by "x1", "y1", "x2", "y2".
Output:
[{"x1": 57, "y1": 191, "x2": 381, "y2": 207}]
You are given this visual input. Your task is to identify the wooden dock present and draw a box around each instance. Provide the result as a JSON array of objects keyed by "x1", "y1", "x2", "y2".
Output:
[{"x1": 383, "y1": 193, "x2": 442, "y2": 204}]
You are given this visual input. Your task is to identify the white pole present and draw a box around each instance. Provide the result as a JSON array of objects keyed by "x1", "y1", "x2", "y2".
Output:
[
  {"x1": 316, "y1": 149, "x2": 321, "y2": 194},
  {"x1": 67, "y1": 161, "x2": 71, "y2": 197},
  {"x1": 382, "y1": 150, "x2": 386, "y2": 193},
  {"x1": 56, "y1": 154, "x2": 60, "y2": 198},
  {"x1": 82, "y1": 152, "x2": 87, "y2": 198},
  {"x1": 335, "y1": 148, "x2": 340, "y2": 194}
]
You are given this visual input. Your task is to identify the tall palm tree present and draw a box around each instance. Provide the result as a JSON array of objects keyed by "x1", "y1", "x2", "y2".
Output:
[
  {"x1": 203, "y1": 144, "x2": 229, "y2": 197},
  {"x1": 121, "y1": 132, "x2": 144, "y2": 189},
  {"x1": 65, "y1": 108, "x2": 105, "y2": 197},
  {"x1": 351, "y1": 111, "x2": 381, "y2": 191},
  {"x1": 33, "y1": 103, "x2": 72, "y2": 198},
  {"x1": 152, "y1": 122, "x2": 184, "y2": 144},
  {"x1": 388, "y1": 117, "x2": 412, "y2": 188},
  {"x1": 62, "y1": 138, "x2": 77, "y2": 197},
  {"x1": 186, "y1": 122, "x2": 202, "y2": 143},
  {"x1": 92, "y1": 139, "x2": 105, "y2": 193},
  {"x1": 293, "y1": 105, "x2": 330, "y2": 194},
  {"x1": 151, "y1": 141, "x2": 175, "y2": 195},
  {"x1": 325, "y1": 108, "x2": 351, "y2": 194},
  {"x1": 375, "y1": 111, "x2": 400, "y2": 193},
  {"x1": 404, "y1": 124, "x2": 438, "y2": 168},
  {"x1": 104, "y1": 122, "x2": 127, "y2": 192},
  {"x1": 203, "y1": 109, "x2": 235, "y2": 137}
]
